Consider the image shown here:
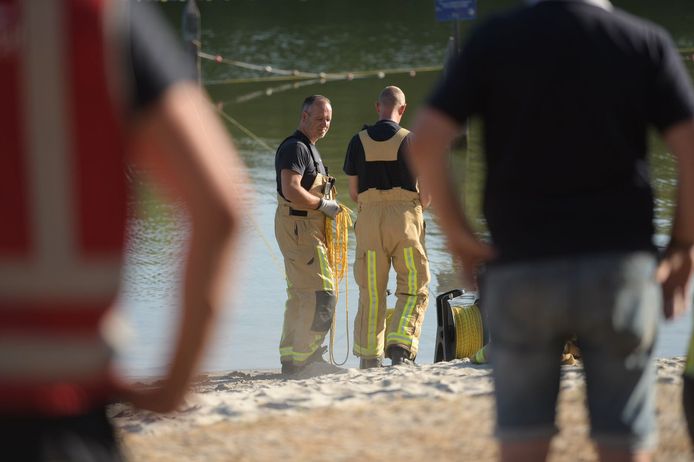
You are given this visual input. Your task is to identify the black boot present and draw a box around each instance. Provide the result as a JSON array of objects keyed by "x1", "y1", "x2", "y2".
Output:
[
  {"x1": 281, "y1": 362, "x2": 298, "y2": 376},
  {"x1": 359, "y1": 357, "x2": 383, "y2": 369},
  {"x1": 306, "y1": 345, "x2": 328, "y2": 365},
  {"x1": 281, "y1": 345, "x2": 327, "y2": 376},
  {"x1": 390, "y1": 346, "x2": 414, "y2": 366}
]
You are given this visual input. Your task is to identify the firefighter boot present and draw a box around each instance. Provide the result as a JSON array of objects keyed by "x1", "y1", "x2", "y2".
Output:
[
  {"x1": 281, "y1": 362, "x2": 298, "y2": 376},
  {"x1": 390, "y1": 346, "x2": 414, "y2": 366},
  {"x1": 359, "y1": 357, "x2": 383, "y2": 369}
]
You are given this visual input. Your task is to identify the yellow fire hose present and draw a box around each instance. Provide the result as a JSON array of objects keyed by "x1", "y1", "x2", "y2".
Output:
[
  {"x1": 325, "y1": 204, "x2": 353, "y2": 365},
  {"x1": 452, "y1": 305, "x2": 484, "y2": 359},
  {"x1": 449, "y1": 302, "x2": 485, "y2": 360}
]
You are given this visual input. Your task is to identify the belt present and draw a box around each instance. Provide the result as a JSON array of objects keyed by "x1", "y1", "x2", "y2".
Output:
[{"x1": 289, "y1": 208, "x2": 308, "y2": 217}]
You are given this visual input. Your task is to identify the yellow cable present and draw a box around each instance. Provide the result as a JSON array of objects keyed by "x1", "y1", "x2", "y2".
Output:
[{"x1": 325, "y1": 204, "x2": 353, "y2": 365}]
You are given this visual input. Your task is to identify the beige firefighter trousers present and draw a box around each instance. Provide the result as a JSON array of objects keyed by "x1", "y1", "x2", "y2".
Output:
[
  {"x1": 353, "y1": 188, "x2": 430, "y2": 360},
  {"x1": 275, "y1": 183, "x2": 336, "y2": 367}
]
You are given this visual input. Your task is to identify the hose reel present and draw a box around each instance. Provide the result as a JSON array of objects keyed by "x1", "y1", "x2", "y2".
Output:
[{"x1": 434, "y1": 289, "x2": 489, "y2": 362}]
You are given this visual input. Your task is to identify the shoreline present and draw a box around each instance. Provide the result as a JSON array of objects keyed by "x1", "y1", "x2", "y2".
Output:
[{"x1": 115, "y1": 357, "x2": 691, "y2": 461}]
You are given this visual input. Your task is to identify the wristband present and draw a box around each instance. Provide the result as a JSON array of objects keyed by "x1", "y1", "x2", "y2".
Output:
[{"x1": 315, "y1": 198, "x2": 324, "y2": 210}]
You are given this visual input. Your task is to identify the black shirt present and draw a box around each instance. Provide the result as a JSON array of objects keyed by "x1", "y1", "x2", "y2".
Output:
[
  {"x1": 343, "y1": 120, "x2": 417, "y2": 194},
  {"x1": 275, "y1": 130, "x2": 328, "y2": 200},
  {"x1": 428, "y1": 1, "x2": 694, "y2": 262},
  {"x1": 128, "y1": 2, "x2": 196, "y2": 111}
]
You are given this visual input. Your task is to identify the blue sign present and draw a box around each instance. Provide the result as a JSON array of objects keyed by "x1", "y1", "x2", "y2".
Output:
[{"x1": 435, "y1": 0, "x2": 477, "y2": 22}]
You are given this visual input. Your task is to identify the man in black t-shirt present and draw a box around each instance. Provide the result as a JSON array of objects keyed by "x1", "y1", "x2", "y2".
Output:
[
  {"x1": 343, "y1": 86, "x2": 430, "y2": 369},
  {"x1": 409, "y1": 1, "x2": 694, "y2": 461},
  {"x1": 274, "y1": 95, "x2": 342, "y2": 376}
]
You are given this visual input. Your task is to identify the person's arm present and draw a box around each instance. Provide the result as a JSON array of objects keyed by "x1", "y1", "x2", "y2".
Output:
[
  {"x1": 418, "y1": 181, "x2": 432, "y2": 209},
  {"x1": 657, "y1": 117, "x2": 694, "y2": 320},
  {"x1": 409, "y1": 107, "x2": 495, "y2": 287},
  {"x1": 348, "y1": 175, "x2": 359, "y2": 203},
  {"x1": 343, "y1": 136, "x2": 360, "y2": 204},
  {"x1": 121, "y1": 82, "x2": 247, "y2": 413},
  {"x1": 281, "y1": 169, "x2": 322, "y2": 210},
  {"x1": 403, "y1": 135, "x2": 431, "y2": 208}
]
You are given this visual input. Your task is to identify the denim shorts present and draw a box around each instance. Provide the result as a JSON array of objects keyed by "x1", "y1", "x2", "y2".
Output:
[{"x1": 482, "y1": 251, "x2": 660, "y2": 450}]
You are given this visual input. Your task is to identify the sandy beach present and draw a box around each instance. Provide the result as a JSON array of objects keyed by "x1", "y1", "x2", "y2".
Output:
[{"x1": 114, "y1": 357, "x2": 692, "y2": 461}]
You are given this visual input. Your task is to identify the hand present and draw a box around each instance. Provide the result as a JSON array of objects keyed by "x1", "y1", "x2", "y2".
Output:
[
  {"x1": 317, "y1": 198, "x2": 341, "y2": 218},
  {"x1": 113, "y1": 379, "x2": 188, "y2": 414},
  {"x1": 446, "y1": 230, "x2": 496, "y2": 289},
  {"x1": 656, "y1": 244, "x2": 694, "y2": 320}
]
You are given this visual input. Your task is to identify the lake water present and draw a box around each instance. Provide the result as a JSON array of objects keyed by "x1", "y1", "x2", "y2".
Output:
[{"x1": 116, "y1": 0, "x2": 694, "y2": 377}]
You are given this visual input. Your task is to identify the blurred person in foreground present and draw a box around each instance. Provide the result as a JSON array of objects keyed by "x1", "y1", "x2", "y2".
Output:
[
  {"x1": 685, "y1": 324, "x2": 694, "y2": 445},
  {"x1": 0, "y1": 1, "x2": 247, "y2": 460},
  {"x1": 409, "y1": 0, "x2": 694, "y2": 461}
]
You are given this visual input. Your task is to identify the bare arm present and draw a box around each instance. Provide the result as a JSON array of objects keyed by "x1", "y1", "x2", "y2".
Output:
[
  {"x1": 405, "y1": 135, "x2": 431, "y2": 208},
  {"x1": 418, "y1": 181, "x2": 432, "y2": 209},
  {"x1": 348, "y1": 175, "x2": 359, "y2": 203},
  {"x1": 409, "y1": 107, "x2": 495, "y2": 287},
  {"x1": 122, "y1": 82, "x2": 248, "y2": 412},
  {"x1": 657, "y1": 117, "x2": 694, "y2": 320},
  {"x1": 281, "y1": 169, "x2": 322, "y2": 210}
]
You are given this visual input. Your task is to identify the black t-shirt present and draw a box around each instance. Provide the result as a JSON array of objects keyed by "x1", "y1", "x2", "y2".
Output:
[
  {"x1": 428, "y1": 1, "x2": 694, "y2": 262},
  {"x1": 275, "y1": 130, "x2": 328, "y2": 200},
  {"x1": 343, "y1": 120, "x2": 417, "y2": 194},
  {"x1": 128, "y1": 2, "x2": 196, "y2": 111}
]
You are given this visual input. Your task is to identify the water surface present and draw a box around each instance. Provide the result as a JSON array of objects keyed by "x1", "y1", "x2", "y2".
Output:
[{"x1": 117, "y1": 0, "x2": 694, "y2": 377}]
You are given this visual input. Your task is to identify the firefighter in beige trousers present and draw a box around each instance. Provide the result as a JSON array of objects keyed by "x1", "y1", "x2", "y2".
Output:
[
  {"x1": 343, "y1": 86, "x2": 430, "y2": 368},
  {"x1": 274, "y1": 95, "x2": 342, "y2": 375}
]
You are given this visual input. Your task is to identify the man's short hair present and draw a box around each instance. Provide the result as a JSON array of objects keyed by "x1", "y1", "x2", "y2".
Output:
[
  {"x1": 301, "y1": 95, "x2": 331, "y2": 114},
  {"x1": 378, "y1": 86, "x2": 406, "y2": 108}
]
